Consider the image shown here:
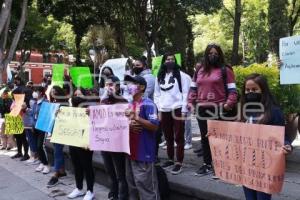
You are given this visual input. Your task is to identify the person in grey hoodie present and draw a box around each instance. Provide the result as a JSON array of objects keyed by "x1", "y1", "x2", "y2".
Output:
[{"x1": 132, "y1": 57, "x2": 155, "y2": 100}]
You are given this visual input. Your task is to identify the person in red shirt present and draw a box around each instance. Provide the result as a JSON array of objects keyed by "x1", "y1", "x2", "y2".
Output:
[{"x1": 188, "y1": 44, "x2": 238, "y2": 176}]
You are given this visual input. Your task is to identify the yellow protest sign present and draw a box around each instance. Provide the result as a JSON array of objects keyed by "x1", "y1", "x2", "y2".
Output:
[
  {"x1": 10, "y1": 94, "x2": 25, "y2": 117},
  {"x1": 50, "y1": 107, "x2": 89, "y2": 148},
  {"x1": 4, "y1": 114, "x2": 24, "y2": 134}
]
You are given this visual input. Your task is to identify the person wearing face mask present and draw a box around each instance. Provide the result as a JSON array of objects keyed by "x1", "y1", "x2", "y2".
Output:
[
  {"x1": 67, "y1": 88, "x2": 96, "y2": 200},
  {"x1": 47, "y1": 86, "x2": 68, "y2": 188},
  {"x1": 240, "y1": 73, "x2": 292, "y2": 200},
  {"x1": 124, "y1": 75, "x2": 160, "y2": 200},
  {"x1": 132, "y1": 57, "x2": 155, "y2": 100},
  {"x1": 154, "y1": 53, "x2": 190, "y2": 175},
  {"x1": 188, "y1": 44, "x2": 238, "y2": 176},
  {"x1": 99, "y1": 66, "x2": 115, "y2": 100},
  {"x1": 31, "y1": 86, "x2": 51, "y2": 174},
  {"x1": 99, "y1": 76, "x2": 129, "y2": 200},
  {"x1": 10, "y1": 90, "x2": 30, "y2": 161}
]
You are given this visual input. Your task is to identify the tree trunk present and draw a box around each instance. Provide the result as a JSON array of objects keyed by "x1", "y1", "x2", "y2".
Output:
[
  {"x1": 0, "y1": 0, "x2": 12, "y2": 34},
  {"x1": 75, "y1": 33, "x2": 82, "y2": 66},
  {"x1": 185, "y1": 18, "x2": 195, "y2": 75},
  {"x1": 268, "y1": 0, "x2": 289, "y2": 56},
  {"x1": 0, "y1": 0, "x2": 28, "y2": 84},
  {"x1": 231, "y1": 0, "x2": 242, "y2": 66},
  {"x1": 113, "y1": 22, "x2": 128, "y2": 57}
]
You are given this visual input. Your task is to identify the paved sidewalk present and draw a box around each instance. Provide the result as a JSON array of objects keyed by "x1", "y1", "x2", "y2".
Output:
[{"x1": 0, "y1": 150, "x2": 109, "y2": 200}]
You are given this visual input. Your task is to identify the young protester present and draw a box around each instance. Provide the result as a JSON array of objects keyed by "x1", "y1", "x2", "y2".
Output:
[
  {"x1": 154, "y1": 53, "x2": 190, "y2": 174},
  {"x1": 188, "y1": 44, "x2": 238, "y2": 176},
  {"x1": 100, "y1": 76, "x2": 129, "y2": 200},
  {"x1": 20, "y1": 102, "x2": 35, "y2": 162},
  {"x1": 11, "y1": 90, "x2": 29, "y2": 160},
  {"x1": 0, "y1": 89, "x2": 15, "y2": 150},
  {"x1": 240, "y1": 73, "x2": 292, "y2": 200},
  {"x1": 132, "y1": 56, "x2": 162, "y2": 162},
  {"x1": 47, "y1": 86, "x2": 68, "y2": 187},
  {"x1": 32, "y1": 86, "x2": 51, "y2": 174},
  {"x1": 132, "y1": 57, "x2": 155, "y2": 100},
  {"x1": 124, "y1": 75, "x2": 160, "y2": 200},
  {"x1": 67, "y1": 88, "x2": 95, "y2": 200}
]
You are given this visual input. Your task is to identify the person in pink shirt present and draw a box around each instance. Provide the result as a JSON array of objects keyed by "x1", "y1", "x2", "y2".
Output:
[{"x1": 188, "y1": 44, "x2": 238, "y2": 176}]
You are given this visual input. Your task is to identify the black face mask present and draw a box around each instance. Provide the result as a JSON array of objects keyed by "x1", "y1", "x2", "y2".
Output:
[
  {"x1": 208, "y1": 55, "x2": 220, "y2": 66},
  {"x1": 245, "y1": 92, "x2": 262, "y2": 103},
  {"x1": 165, "y1": 62, "x2": 176, "y2": 71},
  {"x1": 132, "y1": 67, "x2": 143, "y2": 75}
]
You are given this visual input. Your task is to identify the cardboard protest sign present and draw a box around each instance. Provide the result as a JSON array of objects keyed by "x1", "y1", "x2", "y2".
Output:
[
  {"x1": 35, "y1": 102, "x2": 60, "y2": 133},
  {"x1": 52, "y1": 64, "x2": 65, "y2": 87},
  {"x1": 89, "y1": 104, "x2": 130, "y2": 154},
  {"x1": 208, "y1": 120, "x2": 285, "y2": 194},
  {"x1": 50, "y1": 107, "x2": 89, "y2": 148},
  {"x1": 151, "y1": 53, "x2": 182, "y2": 76},
  {"x1": 10, "y1": 94, "x2": 25, "y2": 117},
  {"x1": 279, "y1": 35, "x2": 300, "y2": 84},
  {"x1": 70, "y1": 67, "x2": 93, "y2": 89},
  {"x1": 4, "y1": 114, "x2": 24, "y2": 134},
  {"x1": 0, "y1": 118, "x2": 4, "y2": 132}
]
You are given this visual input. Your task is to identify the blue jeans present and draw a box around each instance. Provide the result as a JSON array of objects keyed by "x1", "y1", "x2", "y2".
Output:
[
  {"x1": 243, "y1": 186, "x2": 272, "y2": 200},
  {"x1": 184, "y1": 112, "x2": 192, "y2": 145},
  {"x1": 25, "y1": 129, "x2": 37, "y2": 153},
  {"x1": 54, "y1": 144, "x2": 64, "y2": 172}
]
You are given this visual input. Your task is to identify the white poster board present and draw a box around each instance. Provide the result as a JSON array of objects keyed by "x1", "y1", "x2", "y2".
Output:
[
  {"x1": 279, "y1": 35, "x2": 300, "y2": 84},
  {"x1": 100, "y1": 58, "x2": 129, "y2": 81}
]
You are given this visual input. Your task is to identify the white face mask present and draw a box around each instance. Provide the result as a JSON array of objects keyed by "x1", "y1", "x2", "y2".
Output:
[{"x1": 32, "y1": 92, "x2": 39, "y2": 99}]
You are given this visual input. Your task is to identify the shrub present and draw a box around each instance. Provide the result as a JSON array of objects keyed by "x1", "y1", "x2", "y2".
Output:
[{"x1": 233, "y1": 63, "x2": 300, "y2": 115}]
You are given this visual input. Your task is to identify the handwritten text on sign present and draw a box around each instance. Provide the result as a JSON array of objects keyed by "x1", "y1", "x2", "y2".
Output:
[
  {"x1": 5, "y1": 114, "x2": 24, "y2": 134},
  {"x1": 279, "y1": 35, "x2": 300, "y2": 84},
  {"x1": 89, "y1": 104, "x2": 130, "y2": 154},
  {"x1": 50, "y1": 107, "x2": 89, "y2": 148},
  {"x1": 208, "y1": 120, "x2": 285, "y2": 194}
]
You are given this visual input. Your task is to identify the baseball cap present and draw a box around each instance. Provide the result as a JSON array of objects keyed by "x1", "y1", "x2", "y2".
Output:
[{"x1": 124, "y1": 75, "x2": 147, "y2": 88}]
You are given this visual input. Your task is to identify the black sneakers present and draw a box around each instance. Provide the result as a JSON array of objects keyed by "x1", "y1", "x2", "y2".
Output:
[
  {"x1": 161, "y1": 160, "x2": 174, "y2": 169},
  {"x1": 20, "y1": 154, "x2": 30, "y2": 161},
  {"x1": 47, "y1": 176, "x2": 59, "y2": 188},
  {"x1": 171, "y1": 164, "x2": 182, "y2": 175},
  {"x1": 11, "y1": 153, "x2": 22, "y2": 159},
  {"x1": 195, "y1": 164, "x2": 213, "y2": 176}
]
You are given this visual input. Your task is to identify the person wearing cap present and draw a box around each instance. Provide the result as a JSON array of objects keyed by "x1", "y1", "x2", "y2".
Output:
[
  {"x1": 154, "y1": 53, "x2": 190, "y2": 175},
  {"x1": 124, "y1": 75, "x2": 160, "y2": 200},
  {"x1": 99, "y1": 76, "x2": 129, "y2": 200}
]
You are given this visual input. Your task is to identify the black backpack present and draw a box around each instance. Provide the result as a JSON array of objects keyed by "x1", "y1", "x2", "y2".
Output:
[{"x1": 156, "y1": 165, "x2": 170, "y2": 200}]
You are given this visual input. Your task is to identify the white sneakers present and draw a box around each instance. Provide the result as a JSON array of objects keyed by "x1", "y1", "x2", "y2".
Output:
[
  {"x1": 83, "y1": 191, "x2": 94, "y2": 200},
  {"x1": 67, "y1": 188, "x2": 85, "y2": 199},
  {"x1": 35, "y1": 164, "x2": 50, "y2": 174},
  {"x1": 42, "y1": 165, "x2": 50, "y2": 174},
  {"x1": 184, "y1": 143, "x2": 193, "y2": 150},
  {"x1": 67, "y1": 189, "x2": 94, "y2": 200},
  {"x1": 26, "y1": 158, "x2": 40, "y2": 165},
  {"x1": 35, "y1": 163, "x2": 44, "y2": 172}
]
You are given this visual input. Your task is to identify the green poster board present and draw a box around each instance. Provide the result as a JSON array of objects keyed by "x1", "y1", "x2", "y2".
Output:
[
  {"x1": 70, "y1": 67, "x2": 93, "y2": 89},
  {"x1": 151, "y1": 53, "x2": 182, "y2": 76},
  {"x1": 52, "y1": 64, "x2": 64, "y2": 87}
]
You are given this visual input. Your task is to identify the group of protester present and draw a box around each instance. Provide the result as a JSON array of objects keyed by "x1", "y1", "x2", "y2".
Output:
[{"x1": 0, "y1": 43, "x2": 293, "y2": 200}]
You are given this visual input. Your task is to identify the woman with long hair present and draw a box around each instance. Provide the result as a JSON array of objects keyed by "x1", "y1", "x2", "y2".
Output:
[
  {"x1": 240, "y1": 73, "x2": 292, "y2": 200},
  {"x1": 188, "y1": 44, "x2": 238, "y2": 176},
  {"x1": 154, "y1": 52, "x2": 191, "y2": 175}
]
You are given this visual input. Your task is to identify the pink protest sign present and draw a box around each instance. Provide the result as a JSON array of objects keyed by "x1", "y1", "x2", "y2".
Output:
[
  {"x1": 89, "y1": 104, "x2": 130, "y2": 154},
  {"x1": 208, "y1": 120, "x2": 285, "y2": 194}
]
